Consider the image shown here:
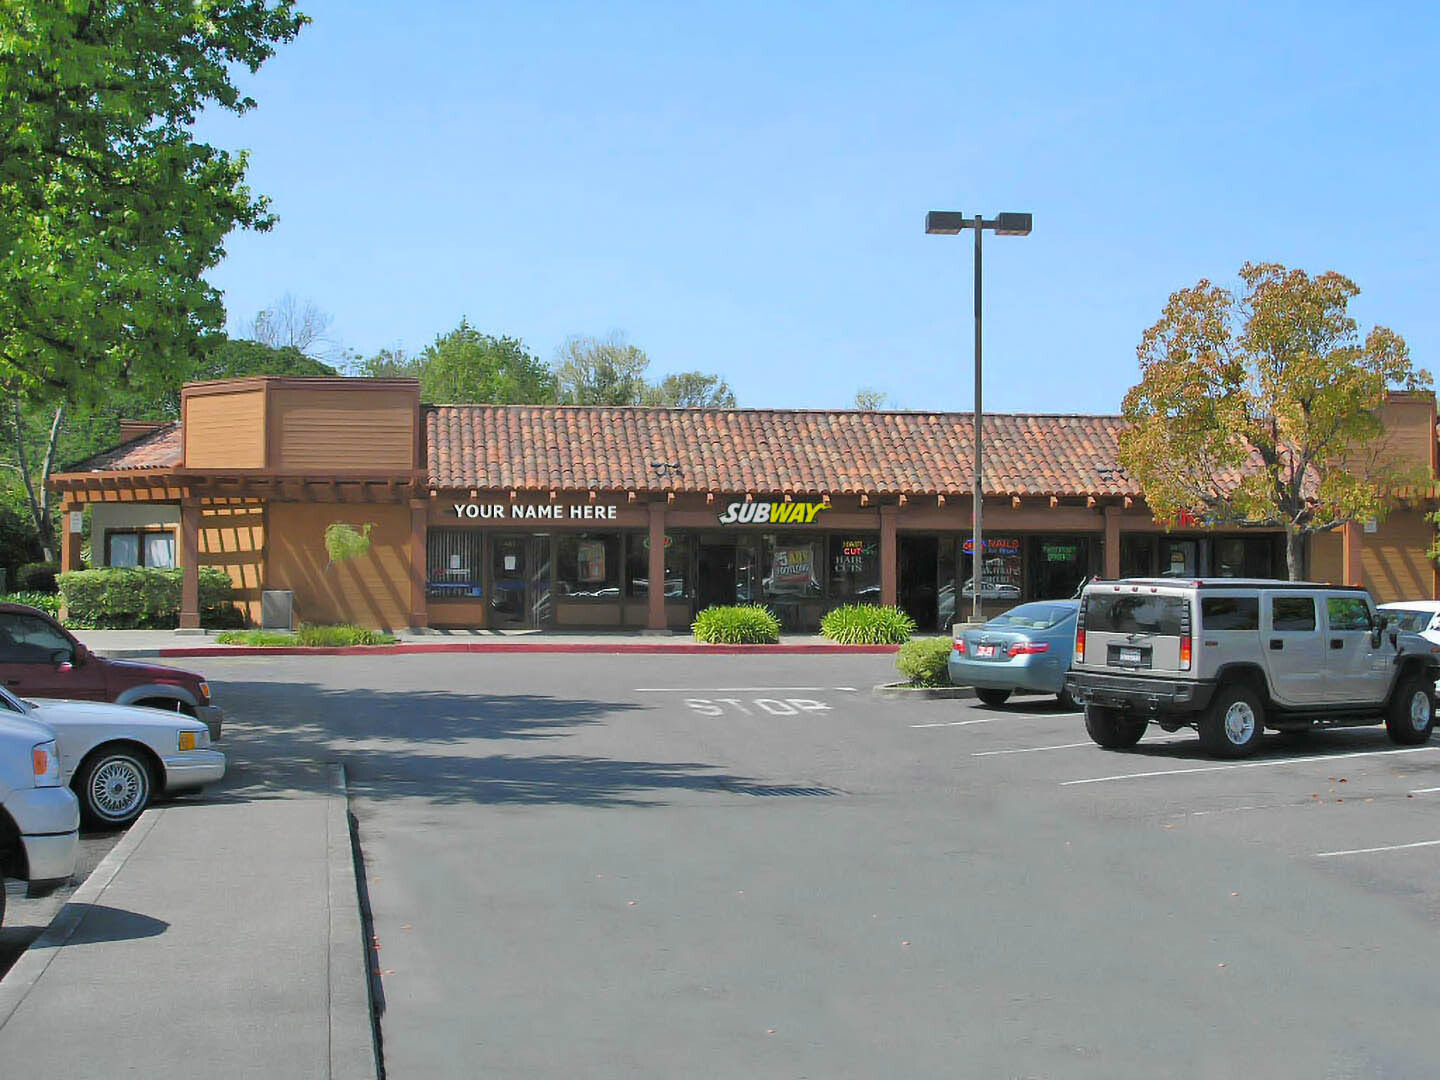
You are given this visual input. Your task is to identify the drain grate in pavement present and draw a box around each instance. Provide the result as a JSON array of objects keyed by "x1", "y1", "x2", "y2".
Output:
[{"x1": 719, "y1": 782, "x2": 839, "y2": 797}]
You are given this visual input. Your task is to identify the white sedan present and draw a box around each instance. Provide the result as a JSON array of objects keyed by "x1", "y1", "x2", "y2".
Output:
[
  {"x1": 0, "y1": 685, "x2": 226, "y2": 829},
  {"x1": 1379, "y1": 601, "x2": 1440, "y2": 649}
]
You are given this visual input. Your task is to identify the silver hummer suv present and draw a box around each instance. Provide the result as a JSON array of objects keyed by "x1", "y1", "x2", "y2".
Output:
[{"x1": 1064, "y1": 579, "x2": 1440, "y2": 758}]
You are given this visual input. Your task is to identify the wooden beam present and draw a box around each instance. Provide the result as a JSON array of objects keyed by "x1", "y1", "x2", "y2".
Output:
[
  {"x1": 1123, "y1": 496, "x2": 1133, "y2": 510},
  {"x1": 937, "y1": 494, "x2": 945, "y2": 508},
  {"x1": 1012, "y1": 495, "x2": 1021, "y2": 509},
  {"x1": 1049, "y1": 495, "x2": 1059, "y2": 508},
  {"x1": 1086, "y1": 495, "x2": 1096, "y2": 509}
]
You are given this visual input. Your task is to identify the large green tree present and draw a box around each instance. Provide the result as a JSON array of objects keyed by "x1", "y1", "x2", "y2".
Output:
[
  {"x1": 553, "y1": 333, "x2": 651, "y2": 406},
  {"x1": 0, "y1": 1, "x2": 306, "y2": 554},
  {"x1": 1119, "y1": 262, "x2": 1430, "y2": 579},
  {"x1": 643, "y1": 371, "x2": 737, "y2": 408},
  {"x1": 354, "y1": 320, "x2": 555, "y2": 403}
]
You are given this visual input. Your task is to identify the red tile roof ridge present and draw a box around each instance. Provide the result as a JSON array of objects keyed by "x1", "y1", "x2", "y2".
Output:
[{"x1": 424, "y1": 403, "x2": 1125, "y2": 420}]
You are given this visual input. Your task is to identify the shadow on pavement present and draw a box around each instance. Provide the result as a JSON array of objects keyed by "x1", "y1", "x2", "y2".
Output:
[
  {"x1": 64, "y1": 905, "x2": 170, "y2": 946},
  {"x1": 195, "y1": 680, "x2": 834, "y2": 809}
]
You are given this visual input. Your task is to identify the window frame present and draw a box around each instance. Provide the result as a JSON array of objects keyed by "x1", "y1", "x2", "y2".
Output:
[{"x1": 104, "y1": 527, "x2": 177, "y2": 568}]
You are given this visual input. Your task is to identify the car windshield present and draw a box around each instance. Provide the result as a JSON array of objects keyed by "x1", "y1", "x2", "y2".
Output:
[
  {"x1": 1387, "y1": 608, "x2": 1434, "y2": 633},
  {"x1": 985, "y1": 603, "x2": 1075, "y2": 631},
  {"x1": 0, "y1": 685, "x2": 28, "y2": 713}
]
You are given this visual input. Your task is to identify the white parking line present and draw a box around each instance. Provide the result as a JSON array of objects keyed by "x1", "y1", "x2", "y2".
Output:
[
  {"x1": 1409, "y1": 786, "x2": 1440, "y2": 795},
  {"x1": 635, "y1": 687, "x2": 827, "y2": 692},
  {"x1": 910, "y1": 717, "x2": 1003, "y2": 729},
  {"x1": 1060, "y1": 745, "x2": 1439, "y2": 786},
  {"x1": 974, "y1": 737, "x2": 1189, "y2": 757},
  {"x1": 1315, "y1": 839, "x2": 1440, "y2": 858}
]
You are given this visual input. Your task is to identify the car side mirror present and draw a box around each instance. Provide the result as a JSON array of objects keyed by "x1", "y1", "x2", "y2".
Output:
[
  {"x1": 72, "y1": 642, "x2": 88, "y2": 665},
  {"x1": 51, "y1": 648, "x2": 74, "y2": 672}
]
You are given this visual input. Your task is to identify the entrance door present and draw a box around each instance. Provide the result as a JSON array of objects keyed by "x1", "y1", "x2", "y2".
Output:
[
  {"x1": 1160, "y1": 539, "x2": 1198, "y2": 578},
  {"x1": 898, "y1": 537, "x2": 940, "y2": 630},
  {"x1": 697, "y1": 544, "x2": 738, "y2": 610},
  {"x1": 490, "y1": 535, "x2": 552, "y2": 629}
]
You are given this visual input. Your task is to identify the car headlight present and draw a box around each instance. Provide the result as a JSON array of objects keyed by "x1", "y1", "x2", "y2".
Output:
[
  {"x1": 32, "y1": 740, "x2": 61, "y2": 787},
  {"x1": 178, "y1": 729, "x2": 209, "y2": 751},
  {"x1": 198, "y1": 681, "x2": 211, "y2": 702}
]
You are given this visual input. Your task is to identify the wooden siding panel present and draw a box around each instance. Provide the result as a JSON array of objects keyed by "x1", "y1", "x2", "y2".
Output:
[
  {"x1": 1361, "y1": 510, "x2": 1436, "y2": 604},
  {"x1": 1309, "y1": 529, "x2": 1342, "y2": 585},
  {"x1": 199, "y1": 505, "x2": 266, "y2": 625},
  {"x1": 265, "y1": 502, "x2": 412, "y2": 629},
  {"x1": 272, "y1": 389, "x2": 416, "y2": 472},
  {"x1": 185, "y1": 390, "x2": 265, "y2": 469},
  {"x1": 1378, "y1": 397, "x2": 1437, "y2": 474}
]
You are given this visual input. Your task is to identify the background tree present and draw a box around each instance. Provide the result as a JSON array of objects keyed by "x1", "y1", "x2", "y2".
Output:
[
  {"x1": 1119, "y1": 262, "x2": 1430, "y2": 579},
  {"x1": 854, "y1": 388, "x2": 888, "y2": 410},
  {"x1": 553, "y1": 333, "x2": 652, "y2": 405},
  {"x1": 354, "y1": 321, "x2": 555, "y2": 403},
  {"x1": 237, "y1": 293, "x2": 335, "y2": 360},
  {"x1": 644, "y1": 372, "x2": 737, "y2": 408}
]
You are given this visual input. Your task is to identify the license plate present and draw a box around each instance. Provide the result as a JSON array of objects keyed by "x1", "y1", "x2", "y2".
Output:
[
  {"x1": 1119, "y1": 647, "x2": 1142, "y2": 665},
  {"x1": 975, "y1": 644, "x2": 995, "y2": 658}
]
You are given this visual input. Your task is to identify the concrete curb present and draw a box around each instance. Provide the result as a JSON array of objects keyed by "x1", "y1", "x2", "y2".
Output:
[
  {"x1": 0, "y1": 806, "x2": 163, "y2": 1032},
  {"x1": 328, "y1": 763, "x2": 380, "y2": 1080},
  {"x1": 872, "y1": 683, "x2": 976, "y2": 700},
  {"x1": 91, "y1": 642, "x2": 903, "y2": 659}
]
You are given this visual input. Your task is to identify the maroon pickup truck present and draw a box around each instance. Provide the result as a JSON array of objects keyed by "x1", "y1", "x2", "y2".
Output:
[{"x1": 0, "y1": 602, "x2": 223, "y2": 740}]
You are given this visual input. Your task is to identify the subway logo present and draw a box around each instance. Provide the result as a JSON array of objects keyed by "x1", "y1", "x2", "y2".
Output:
[{"x1": 717, "y1": 500, "x2": 828, "y2": 525}]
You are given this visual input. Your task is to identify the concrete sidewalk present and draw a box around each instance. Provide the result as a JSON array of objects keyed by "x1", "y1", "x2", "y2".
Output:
[{"x1": 0, "y1": 767, "x2": 375, "y2": 1079}]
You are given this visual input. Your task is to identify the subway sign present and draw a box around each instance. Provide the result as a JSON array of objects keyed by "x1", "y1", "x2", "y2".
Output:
[{"x1": 717, "y1": 500, "x2": 828, "y2": 525}]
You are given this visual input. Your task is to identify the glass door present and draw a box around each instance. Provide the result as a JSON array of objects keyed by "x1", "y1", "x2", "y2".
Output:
[{"x1": 489, "y1": 535, "x2": 530, "y2": 628}]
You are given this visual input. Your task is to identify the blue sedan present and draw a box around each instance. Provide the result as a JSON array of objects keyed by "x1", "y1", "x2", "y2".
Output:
[{"x1": 948, "y1": 599, "x2": 1081, "y2": 708}]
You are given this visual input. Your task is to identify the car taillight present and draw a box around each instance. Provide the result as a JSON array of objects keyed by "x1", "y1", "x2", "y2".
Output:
[
  {"x1": 1180, "y1": 635, "x2": 1192, "y2": 669},
  {"x1": 1009, "y1": 641, "x2": 1050, "y2": 657},
  {"x1": 953, "y1": 638, "x2": 966, "y2": 654},
  {"x1": 1074, "y1": 629, "x2": 1085, "y2": 663}
]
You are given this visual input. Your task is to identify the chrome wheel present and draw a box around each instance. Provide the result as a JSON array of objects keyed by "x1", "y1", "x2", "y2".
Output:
[
  {"x1": 1410, "y1": 690, "x2": 1432, "y2": 733},
  {"x1": 88, "y1": 755, "x2": 149, "y2": 823},
  {"x1": 1223, "y1": 701, "x2": 1257, "y2": 745}
]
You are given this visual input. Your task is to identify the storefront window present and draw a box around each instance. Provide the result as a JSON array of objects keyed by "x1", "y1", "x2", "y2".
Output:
[
  {"x1": 959, "y1": 537, "x2": 1023, "y2": 603},
  {"x1": 828, "y1": 534, "x2": 880, "y2": 603},
  {"x1": 555, "y1": 533, "x2": 621, "y2": 598},
  {"x1": 763, "y1": 535, "x2": 822, "y2": 599},
  {"x1": 427, "y1": 530, "x2": 485, "y2": 598},
  {"x1": 1029, "y1": 536, "x2": 1092, "y2": 600},
  {"x1": 1120, "y1": 535, "x2": 1156, "y2": 578},
  {"x1": 1213, "y1": 535, "x2": 1278, "y2": 578},
  {"x1": 626, "y1": 533, "x2": 693, "y2": 600}
]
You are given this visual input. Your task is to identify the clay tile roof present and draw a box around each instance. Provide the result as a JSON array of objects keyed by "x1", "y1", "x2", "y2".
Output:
[
  {"x1": 68, "y1": 422, "x2": 182, "y2": 472},
  {"x1": 424, "y1": 406, "x2": 1142, "y2": 497}
]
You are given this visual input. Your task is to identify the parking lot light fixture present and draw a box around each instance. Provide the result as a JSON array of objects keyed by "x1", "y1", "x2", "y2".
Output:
[{"x1": 925, "y1": 209, "x2": 1034, "y2": 623}]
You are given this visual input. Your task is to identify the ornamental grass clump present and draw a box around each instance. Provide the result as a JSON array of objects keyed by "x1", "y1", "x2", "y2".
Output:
[
  {"x1": 692, "y1": 604, "x2": 781, "y2": 645},
  {"x1": 215, "y1": 624, "x2": 396, "y2": 647},
  {"x1": 895, "y1": 637, "x2": 954, "y2": 687},
  {"x1": 819, "y1": 603, "x2": 916, "y2": 645}
]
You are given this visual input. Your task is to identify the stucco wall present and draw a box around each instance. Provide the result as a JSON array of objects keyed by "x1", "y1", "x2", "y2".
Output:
[{"x1": 265, "y1": 502, "x2": 414, "y2": 629}]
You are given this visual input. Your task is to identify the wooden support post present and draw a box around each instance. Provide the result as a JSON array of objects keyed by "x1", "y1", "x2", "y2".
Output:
[
  {"x1": 1103, "y1": 504, "x2": 1122, "y2": 580},
  {"x1": 179, "y1": 499, "x2": 201, "y2": 630},
  {"x1": 59, "y1": 501, "x2": 84, "y2": 572},
  {"x1": 410, "y1": 498, "x2": 429, "y2": 629},
  {"x1": 880, "y1": 504, "x2": 898, "y2": 607},
  {"x1": 1342, "y1": 521, "x2": 1363, "y2": 587},
  {"x1": 647, "y1": 501, "x2": 667, "y2": 631}
]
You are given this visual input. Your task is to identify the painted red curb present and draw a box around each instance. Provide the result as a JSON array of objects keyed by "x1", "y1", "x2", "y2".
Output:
[{"x1": 155, "y1": 642, "x2": 901, "y2": 658}]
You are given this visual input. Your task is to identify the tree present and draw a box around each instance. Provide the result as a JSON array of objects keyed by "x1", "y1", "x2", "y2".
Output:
[
  {"x1": 354, "y1": 321, "x2": 555, "y2": 403},
  {"x1": 644, "y1": 372, "x2": 736, "y2": 408},
  {"x1": 0, "y1": 2, "x2": 308, "y2": 409},
  {"x1": 238, "y1": 293, "x2": 334, "y2": 359},
  {"x1": 854, "y1": 389, "x2": 887, "y2": 410},
  {"x1": 553, "y1": 333, "x2": 651, "y2": 405},
  {"x1": 1118, "y1": 262, "x2": 1430, "y2": 580},
  {"x1": 353, "y1": 347, "x2": 423, "y2": 380}
]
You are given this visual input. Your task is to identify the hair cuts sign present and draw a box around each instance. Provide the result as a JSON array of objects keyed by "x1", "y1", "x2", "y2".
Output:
[
  {"x1": 453, "y1": 503, "x2": 618, "y2": 521},
  {"x1": 717, "y1": 500, "x2": 827, "y2": 525}
]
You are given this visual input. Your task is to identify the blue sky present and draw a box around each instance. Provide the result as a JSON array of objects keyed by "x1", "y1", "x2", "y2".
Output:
[{"x1": 196, "y1": 1, "x2": 1440, "y2": 413}]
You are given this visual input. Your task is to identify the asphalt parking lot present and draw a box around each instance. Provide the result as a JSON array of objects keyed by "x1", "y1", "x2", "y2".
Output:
[{"x1": 19, "y1": 652, "x2": 1440, "y2": 1077}]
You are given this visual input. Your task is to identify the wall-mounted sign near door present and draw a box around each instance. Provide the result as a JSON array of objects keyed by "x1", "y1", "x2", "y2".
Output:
[
  {"x1": 717, "y1": 500, "x2": 828, "y2": 525},
  {"x1": 453, "y1": 503, "x2": 618, "y2": 521}
]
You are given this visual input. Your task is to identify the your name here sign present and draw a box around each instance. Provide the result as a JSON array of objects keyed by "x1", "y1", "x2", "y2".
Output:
[{"x1": 453, "y1": 503, "x2": 619, "y2": 520}]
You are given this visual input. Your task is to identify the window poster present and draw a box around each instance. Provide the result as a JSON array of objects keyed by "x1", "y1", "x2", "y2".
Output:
[
  {"x1": 832, "y1": 538, "x2": 876, "y2": 575},
  {"x1": 577, "y1": 539, "x2": 607, "y2": 583},
  {"x1": 772, "y1": 546, "x2": 815, "y2": 593}
]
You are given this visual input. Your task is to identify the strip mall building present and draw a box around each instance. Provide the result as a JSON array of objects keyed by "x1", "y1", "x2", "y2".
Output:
[{"x1": 49, "y1": 377, "x2": 1440, "y2": 632}]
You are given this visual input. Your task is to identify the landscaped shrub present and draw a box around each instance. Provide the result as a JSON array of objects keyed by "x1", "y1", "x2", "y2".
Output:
[
  {"x1": 57, "y1": 567, "x2": 240, "y2": 629},
  {"x1": 895, "y1": 637, "x2": 954, "y2": 687},
  {"x1": 16, "y1": 561, "x2": 60, "y2": 593},
  {"x1": 215, "y1": 624, "x2": 396, "y2": 647},
  {"x1": 692, "y1": 604, "x2": 782, "y2": 645},
  {"x1": 820, "y1": 603, "x2": 916, "y2": 644},
  {"x1": 0, "y1": 591, "x2": 62, "y2": 616}
]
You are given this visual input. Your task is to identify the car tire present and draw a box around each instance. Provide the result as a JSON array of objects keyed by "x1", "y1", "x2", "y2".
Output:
[
  {"x1": 976, "y1": 688, "x2": 1012, "y2": 707},
  {"x1": 1056, "y1": 687, "x2": 1079, "y2": 711},
  {"x1": 0, "y1": 876, "x2": 7, "y2": 927},
  {"x1": 1385, "y1": 672, "x2": 1436, "y2": 745},
  {"x1": 1198, "y1": 682, "x2": 1266, "y2": 758},
  {"x1": 1083, "y1": 704, "x2": 1147, "y2": 748},
  {"x1": 75, "y1": 746, "x2": 154, "y2": 830}
]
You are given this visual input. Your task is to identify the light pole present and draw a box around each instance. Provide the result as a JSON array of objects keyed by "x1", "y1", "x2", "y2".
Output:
[{"x1": 925, "y1": 210, "x2": 1032, "y2": 624}]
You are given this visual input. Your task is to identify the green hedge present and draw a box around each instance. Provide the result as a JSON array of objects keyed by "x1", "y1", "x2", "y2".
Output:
[
  {"x1": 215, "y1": 624, "x2": 396, "y2": 647},
  {"x1": 16, "y1": 562, "x2": 59, "y2": 593},
  {"x1": 692, "y1": 604, "x2": 782, "y2": 645},
  {"x1": 0, "y1": 591, "x2": 62, "y2": 616},
  {"x1": 57, "y1": 567, "x2": 244, "y2": 629},
  {"x1": 820, "y1": 603, "x2": 916, "y2": 644},
  {"x1": 896, "y1": 637, "x2": 953, "y2": 687}
]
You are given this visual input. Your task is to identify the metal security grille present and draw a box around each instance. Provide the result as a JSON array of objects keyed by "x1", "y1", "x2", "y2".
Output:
[{"x1": 427, "y1": 529, "x2": 485, "y2": 598}]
